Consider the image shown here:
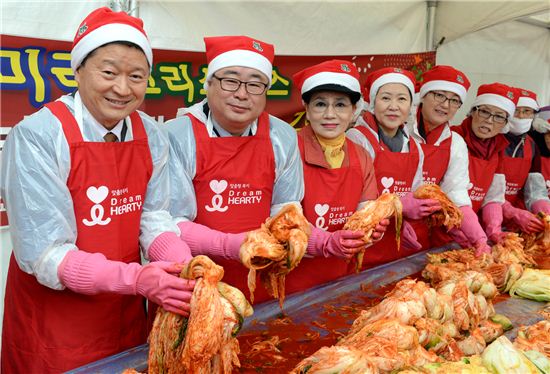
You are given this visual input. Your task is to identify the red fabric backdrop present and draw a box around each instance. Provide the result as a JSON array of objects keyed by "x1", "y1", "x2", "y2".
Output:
[{"x1": 0, "y1": 34, "x2": 436, "y2": 226}]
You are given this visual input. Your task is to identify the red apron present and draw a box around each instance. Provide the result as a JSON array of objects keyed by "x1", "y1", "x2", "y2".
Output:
[
  {"x1": 2, "y1": 101, "x2": 151, "y2": 373},
  {"x1": 189, "y1": 112, "x2": 275, "y2": 303},
  {"x1": 420, "y1": 127, "x2": 452, "y2": 185},
  {"x1": 429, "y1": 152, "x2": 500, "y2": 248},
  {"x1": 468, "y1": 153, "x2": 500, "y2": 213},
  {"x1": 285, "y1": 127, "x2": 363, "y2": 292},
  {"x1": 498, "y1": 136, "x2": 533, "y2": 209},
  {"x1": 414, "y1": 123, "x2": 452, "y2": 249},
  {"x1": 541, "y1": 156, "x2": 550, "y2": 198},
  {"x1": 354, "y1": 124, "x2": 420, "y2": 269}
]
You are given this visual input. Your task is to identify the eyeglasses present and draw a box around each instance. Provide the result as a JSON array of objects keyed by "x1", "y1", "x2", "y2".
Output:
[
  {"x1": 515, "y1": 108, "x2": 536, "y2": 118},
  {"x1": 212, "y1": 74, "x2": 268, "y2": 95},
  {"x1": 430, "y1": 91, "x2": 462, "y2": 108},
  {"x1": 309, "y1": 99, "x2": 353, "y2": 114},
  {"x1": 474, "y1": 107, "x2": 508, "y2": 124}
]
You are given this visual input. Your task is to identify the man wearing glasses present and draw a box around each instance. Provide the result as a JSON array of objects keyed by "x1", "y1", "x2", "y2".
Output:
[
  {"x1": 162, "y1": 36, "x2": 304, "y2": 303},
  {"x1": 406, "y1": 65, "x2": 492, "y2": 256}
]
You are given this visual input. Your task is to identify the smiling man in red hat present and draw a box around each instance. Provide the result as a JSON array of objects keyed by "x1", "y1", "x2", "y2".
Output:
[
  {"x1": 1, "y1": 7, "x2": 195, "y2": 373},
  {"x1": 163, "y1": 35, "x2": 306, "y2": 303}
]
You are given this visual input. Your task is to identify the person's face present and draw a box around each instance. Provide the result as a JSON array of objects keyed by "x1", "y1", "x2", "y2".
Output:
[
  {"x1": 305, "y1": 91, "x2": 355, "y2": 139},
  {"x1": 206, "y1": 66, "x2": 269, "y2": 135},
  {"x1": 75, "y1": 44, "x2": 149, "y2": 129},
  {"x1": 421, "y1": 90, "x2": 462, "y2": 129},
  {"x1": 514, "y1": 106, "x2": 536, "y2": 119},
  {"x1": 373, "y1": 83, "x2": 411, "y2": 136},
  {"x1": 471, "y1": 104, "x2": 508, "y2": 139}
]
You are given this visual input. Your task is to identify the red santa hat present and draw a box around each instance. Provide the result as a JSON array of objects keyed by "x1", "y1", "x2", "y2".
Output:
[
  {"x1": 364, "y1": 67, "x2": 416, "y2": 109},
  {"x1": 293, "y1": 60, "x2": 361, "y2": 103},
  {"x1": 515, "y1": 88, "x2": 539, "y2": 110},
  {"x1": 71, "y1": 7, "x2": 152, "y2": 72},
  {"x1": 204, "y1": 35, "x2": 274, "y2": 85},
  {"x1": 418, "y1": 65, "x2": 470, "y2": 103},
  {"x1": 472, "y1": 82, "x2": 518, "y2": 119}
]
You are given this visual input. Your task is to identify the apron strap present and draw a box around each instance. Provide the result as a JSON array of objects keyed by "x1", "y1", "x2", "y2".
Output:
[
  {"x1": 45, "y1": 101, "x2": 83, "y2": 143},
  {"x1": 129, "y1": 111, "x2": 147, "y2": 140}
]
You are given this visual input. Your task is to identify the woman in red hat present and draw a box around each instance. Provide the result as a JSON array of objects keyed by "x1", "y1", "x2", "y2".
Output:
[
  {"x1": 347, "y1": 67, "x2": 441, "y2": 268},
  {"x1": 483, "y1": 88, "x2": 548, "y2": 238},
  {"x1": 285, "y1": 60, "x2": 388, "y2": 290},
  {"x1": 451, "y1": 83, "x2": 528, "y2": 245},
  {"x1": 1, "y1": 7, "x2": 194, "y2": 373},
  {"x1": 406, "y1": 65, "x2": 491, "y2": 255}
]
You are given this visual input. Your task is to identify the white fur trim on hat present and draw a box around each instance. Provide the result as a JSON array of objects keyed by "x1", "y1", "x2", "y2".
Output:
[
  {"x1": 206, "y1": 49, "x2": 272, "y2": 86},
  {"x1": 301, "y1": 71, "x2": 360, "y2": 96},
  {"x1": 538, "y1": 107, "x2": 550, "y2": 122},
  {"x1": 419, "y1": 80, "x2": 467, "y2": 103},
  {"x1": 71, "y1": 23, "x2": 153, "y2": 72},
  {"x1": 368, "y1": 73, "x2": 415, "y2": 112},
  {"x1": 532, "y1": 117, "x2": 550, "y2": 134},
  {"x1": 517, "y1": 97, "x2": 539, "y2": 111},
  {"x1": 472, "y1": 93, "x2": 516, "y2": 119}
]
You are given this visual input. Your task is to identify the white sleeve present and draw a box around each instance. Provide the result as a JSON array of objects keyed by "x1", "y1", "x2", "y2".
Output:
[
  {"x1": 138, "y1": 113, "x2": 182, "y2": 258},
  {"x1": 524, "y1": 172, "x2": 550, "y2": 210},
  {"x1": 0, "y1": 108, "x2": 76, "y2": 290},
  {"x1": 347, "y1": 127, "x2": 376, "y2": 160},
  {"x1": 164, "y1": 115, "x2": 198, "y2": 223},
  {"x1": 411, "y1": 138, "x2": 425, "y2": 191},
  {"x1": 439, "y1": 132, "x2": 472, "y2": 207},
  {"x1": 482, "y1": 173, "x2": 506, "y2": 206},
  {"x1": 269, "y1": 116, "x2": 304, "y2": 216}
]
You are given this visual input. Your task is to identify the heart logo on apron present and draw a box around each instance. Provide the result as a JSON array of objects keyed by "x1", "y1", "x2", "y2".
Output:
[
  {"x1": 314, "y1": 203, "x2": 329, "y2": 217},
  {"x1": 381, "y1": 176, "x2": 395, "y2": 189},
  {"x1": 209, "y1": 179, "x2": 228, "y2": 194},
  {"x1": 86, "y1": 186, "x2": 109, "y2": 204}
]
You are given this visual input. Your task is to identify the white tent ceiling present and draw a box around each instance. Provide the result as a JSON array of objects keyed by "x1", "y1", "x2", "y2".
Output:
[
  {"x1": 434, "y1": 1, "x2": 549, "y2": 45},
  {"x1": 2, "y1": 1, "x2": 549, "y2": 54}
]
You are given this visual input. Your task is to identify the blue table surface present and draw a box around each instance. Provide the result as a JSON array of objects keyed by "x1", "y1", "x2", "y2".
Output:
[{"x1": 67, "y1": 246, "x2": 547, "y2": 373}]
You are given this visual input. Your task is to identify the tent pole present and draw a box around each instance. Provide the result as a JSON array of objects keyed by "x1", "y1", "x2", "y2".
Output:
[
  {"x1": 426, "y1": 0, "x2": 438, "y2": 51},
  {"x1": 128, "y1": 0, "x2": 139, "y2": 17},
  {"x1": 110, "y1": 0, "x2": 139, "y2": 16},
  {"x1": 110, "y1": 1, "x2": 123, "y2": 11}
]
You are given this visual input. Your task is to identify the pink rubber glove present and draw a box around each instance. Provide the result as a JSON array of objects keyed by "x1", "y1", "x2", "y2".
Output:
[
  {"x1": 148, "y1": 231, "x2": 193, "y2": 263},
  {"x1": 401, "y1": 220, "x2": 422, "y2": 251},
  {"x1": 136, "y1": 262, "x2": 194, "y2": 315},
  {"x1": 307, "y1": 226, "x2": 365, "y2": 259},
  {"x1": 481, "y1": 202, "x2": 507, "y2": 244},
  {"x1": 59, "y1": 250, "x2": 195, "y2": 316},
  {"x1": 371, "y1": 218, "x2": 390, "y2": 242},
  {"x1": 448, "y1": 227, "x2": 471, "y2": 248},
  {"x1": 456, "y1": 206, "x2": 488, "y2": 247},
  {"x1": 401, "y1": 192, "x2": 441, "y2": 220},
  {"x1": 502, "y1": 201, "x2": 544, "y2": 233},
  {"x1": 531, "y1": 199, "x2": 550, "y2": 215},
  {"x1": 473, "y1": 239, "x2": 492, "y2": 257},
  {"x1": 177, "y1": 221, "x2": 246, "y2": 261}
]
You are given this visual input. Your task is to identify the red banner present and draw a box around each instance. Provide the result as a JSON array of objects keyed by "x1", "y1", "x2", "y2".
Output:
[{"x1": 0, "y1": 34, "x2": 436, "y2": 226}]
